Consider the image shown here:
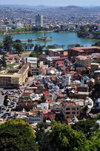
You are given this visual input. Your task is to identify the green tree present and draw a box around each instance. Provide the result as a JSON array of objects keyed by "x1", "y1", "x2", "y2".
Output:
[
  {"x1": 47, "y1": 44, "x2": 57, "y2": 49},
  {"x1": 39, "y1": 122, "x2": 90, "y2": 151},
  {"x1": 67, "y1": 44, "x2": 76, "y2": 49},
  {"x1": 3, "y1": 95, "x2": 8, "y2": 106},
  {"x1": 1, "y1": 55, "x2": 6, "y2": 67},
  {"x1": 0, "y1": 119, "x2": 38, "y2": 151},
  {"x1": 3, "y1": 35, "x2": 13, "y2": 54},
  {"x1": 29, "y1": 52, "x2": 37, "y2": 57},
  {"x1": 0, "y1": 42, "x2": 3, "y2": 51},
  {"x1": 89, "y1": 130, "x2": 100, "y2": 151},
  {"x1": 14, "y1": 39, "x2": 21, "y2": 43},
  {"x1": 71, "y1": 119, "x2": 99, "y2": 139},
  {"x1": 23, "y1": 43, "x2": 28, "y2": 51},
  {"x1": 91, "y1": 81, "x2": 100, "y2": 99},
  {"x1": 13, "y1": 42, "x2": 24, "y2": 55},
  {"x1": 34, "y1": 44, "x2": 39, "y2": 53},
  {"x1": 28, "y1": 43, "x2": 34, "y2": 50}
]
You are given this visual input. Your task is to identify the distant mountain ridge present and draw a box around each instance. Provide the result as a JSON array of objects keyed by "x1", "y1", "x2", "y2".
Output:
[
  {"x1": 0, "y1": 4, "x2": 56, "y2": 9},
  {"x1": 0, "y1": 4, "x2": 100, "y2": 9}
]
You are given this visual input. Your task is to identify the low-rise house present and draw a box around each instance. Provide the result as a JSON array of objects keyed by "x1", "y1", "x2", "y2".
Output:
[
  {"x1": 28, "y1": 110, "x2": 43, "y2": 124},
  {"x1": 94, "y1": 70, "x2": 100, "y2": 78},
  {"x1": 44, "y1": 111, "x2": 56, "y2": 121},
  {"x1": 53, "y1": 104, "x2": 62, "y2": 113},
  {"x1": 91, "y1": 63, "x2": 99, "y2": 72},
  {"x1": 77, "y1": 84, "x2": 89, "y2": 92}
]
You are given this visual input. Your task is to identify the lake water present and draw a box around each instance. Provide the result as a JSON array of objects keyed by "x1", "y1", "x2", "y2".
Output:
[{"x1": 0, "y1": 32, "x2": 98, "y2": 49}]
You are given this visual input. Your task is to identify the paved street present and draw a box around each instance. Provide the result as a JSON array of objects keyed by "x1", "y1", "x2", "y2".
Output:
[{"x1": 0, "y1": 90, "x2": 5, "y2": 105}]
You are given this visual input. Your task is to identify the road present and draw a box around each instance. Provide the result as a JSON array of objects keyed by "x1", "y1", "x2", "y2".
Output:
[
  {"x1": 0, "y1": 88, "x2": 17, "y2": 105},
  {"x1": 0, "y1": 88, "x2": 5, "y2": 105}
]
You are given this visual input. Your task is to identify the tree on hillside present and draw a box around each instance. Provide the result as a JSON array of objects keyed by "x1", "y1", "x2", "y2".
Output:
[
  {"x1": 0, "y1": 42, "x2": 3, "y2": 51},
  {"x1": 67, "y1": 44, "x2": 76, "y2": 49},
  {"x1": 38, "y1": 122, "x2": 90, "y2": 151},
  {"x1": 29, "y1": 52, "x2": 37, "y2": 57},
  {"x1": 28, "y1": 43, "x2": 34, "y2": 51},
  {"x1": 1, "y1": 55, "x2": 6, "y2": 67},
  {"x1": 23, "y1": 43, "x2": 28, "y2": 51},
  {"x1": 3, "y1": 95, "x2": 8, "y2": 106},
  {"x1": 91, "y1": 81, "x2": 100, "y2": 99},
  {"x1": 47, "y1": 45, "x2": 57, "y2": 49},
  {"x1": 0, "y1": 119, "x2": 38, "y2": 151},
  {"x1": 3, "y1": 35, "x2": 13, "y2": 54},
  {"x1": 71, "y1": 119, "x2": 99, "y2": 139},
  {"x1": 14, "y1": 39, "x2": 21, "y2": 43},
  {"x1": 34, "y1": 44, "x2": 39, "y2": 53},
  {"x1": 13, "y1": 43, "x2": 24, "y2": 55}
]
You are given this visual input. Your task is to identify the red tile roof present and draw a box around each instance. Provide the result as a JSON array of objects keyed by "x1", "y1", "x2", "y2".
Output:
[
  {"x1": 59, "y1": 94, "x2": 66, "y2": 97},
  {"x1": 22, "y1": 93, "x2": 31, "y2": 96},
  {"x1": 67, "y1": 118, "x2": 71, "y2": 124},
  {"x1": 71, "y1": 46, "x2": 100, "y2": 52},
  {"x1": 53, "y1": 57, "x2": 67, "y2": 61},
  {"x1": 44, "y1": 112, "x2": 56, "y2": 120},
  {"x1": 18, "y1": 64, "x2": 29, "y2": 74},
  {"x1": 63, "y1": 102, "x2": 78, "y2": 107},
  {"x1": 43, "y1": 91, "x2": 49, "y2": 95}
]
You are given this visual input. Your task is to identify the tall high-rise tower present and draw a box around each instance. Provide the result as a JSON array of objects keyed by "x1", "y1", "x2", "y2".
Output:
[{"x1": 35, "y1": 14, "x2": 43, "y2": 27}]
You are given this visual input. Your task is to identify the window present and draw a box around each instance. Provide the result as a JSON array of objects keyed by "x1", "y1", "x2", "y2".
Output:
[
  {"x1": 77, "y1": 108, "x2": 79, "y2": 110},
  {"x1": 66, "y1": 112, "x2": 70, "y2": 114},
  {"x1": 72, "y1": 108, "x2": 75, "y2": 110},
  {"x1": 77, "y1": 112, "x2": 79, "y2": 114},
  {"x1": 72, "y1": 112, "x2": 75, "y2": 114},
  {"x1": 66, "y1": 108, "x2": 70, "y2": 110}
]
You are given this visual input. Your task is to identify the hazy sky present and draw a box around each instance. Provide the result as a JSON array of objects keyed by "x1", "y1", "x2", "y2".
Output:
[{"x1": 0, "y1": 0, "x2": 100, "y2": 6}]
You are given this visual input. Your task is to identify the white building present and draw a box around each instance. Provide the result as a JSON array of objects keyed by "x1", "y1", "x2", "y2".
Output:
[
  {"x1": 35, "y1": 14, "x2": 43, "y2": 27},
  {"x1": 7, "y1": 22, "x2": 23, "y2": 29},
  {"x1": 26, "y1": 57, "x2": 39, "y2": 75}
]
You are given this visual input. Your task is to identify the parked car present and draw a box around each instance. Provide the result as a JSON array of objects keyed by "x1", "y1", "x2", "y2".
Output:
[
  {"x1": 6, "y1": 109, "x2": 9, "y2": 112},
  {"x1": 1, "y1": 92, "x2": 4, "y2": 95},
  {"x1": 2, "y1": 107, "x2": 6, "y2": 110},
  {"x1": 1, "y1": 113, "x2": 8, "y2": 118},
  {"x1": 8, "y1": 105, "x2": 13, "y2": 108},
  {"x1": 6, "y1": 112, "x2": 11, "y2": 116},
  {"x1": 0, "y1": 111, "x2": 3, "y2": 114}
]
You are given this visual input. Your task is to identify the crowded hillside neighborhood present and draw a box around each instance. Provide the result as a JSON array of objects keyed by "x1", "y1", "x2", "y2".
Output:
[
  {"x1": 1, "y1": 37, "x2": 100, "y2": 150},
  {"x1": 0, "y1": 41, "x2": 100, "y2": 125}
]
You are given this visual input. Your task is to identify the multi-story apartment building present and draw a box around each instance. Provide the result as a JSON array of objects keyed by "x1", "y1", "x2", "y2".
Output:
[
  {"x1": 62, "y1": 101, "x2": 80, "y2": 119},
  {"x1": 35, "y1": 14, "x2": 43, "y2": 27},
  {"x1": 26, "y1": 57, "x2": 40, "y2": 75}
]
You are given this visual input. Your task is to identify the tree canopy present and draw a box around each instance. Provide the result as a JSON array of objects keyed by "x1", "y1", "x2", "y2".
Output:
[
  {"x1": 38, "y1": 122, "x2": 90, "y2": 151},
  {"x1": 29, "y1": 52, "x2": 37, "y2": 57},
  {"x1": 71, "y1": 119, "x2": 99, "y2": 139},
  {"x1": 3, "y1": 35, "x2": 13, "y2": 54},
  {"x1": 0, "y1": 119, "x2": 38, "y2": 151}
]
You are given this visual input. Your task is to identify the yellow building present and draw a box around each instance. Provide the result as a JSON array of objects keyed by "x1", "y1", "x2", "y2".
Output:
[{"x1": 0, "y1": 65, "x2": 29, "y2": 88}]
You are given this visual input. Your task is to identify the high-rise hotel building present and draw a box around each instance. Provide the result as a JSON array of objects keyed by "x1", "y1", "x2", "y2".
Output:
[{"x1": 35, "y1": 14, "x2": 43, "y2": 27}]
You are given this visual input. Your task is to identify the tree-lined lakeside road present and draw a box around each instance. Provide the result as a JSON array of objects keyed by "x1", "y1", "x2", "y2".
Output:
[{"x1": 0, "y1": 32, "x2": 98, "y2": 49}]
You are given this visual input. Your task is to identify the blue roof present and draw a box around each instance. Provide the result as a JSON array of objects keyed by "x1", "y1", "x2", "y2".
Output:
[
  {"x1": 65, "y1": 59, "x2": 70, "y2": 62},
  {"x1": 40, "y1": 103, "x2": 48, "y2": 107}
]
